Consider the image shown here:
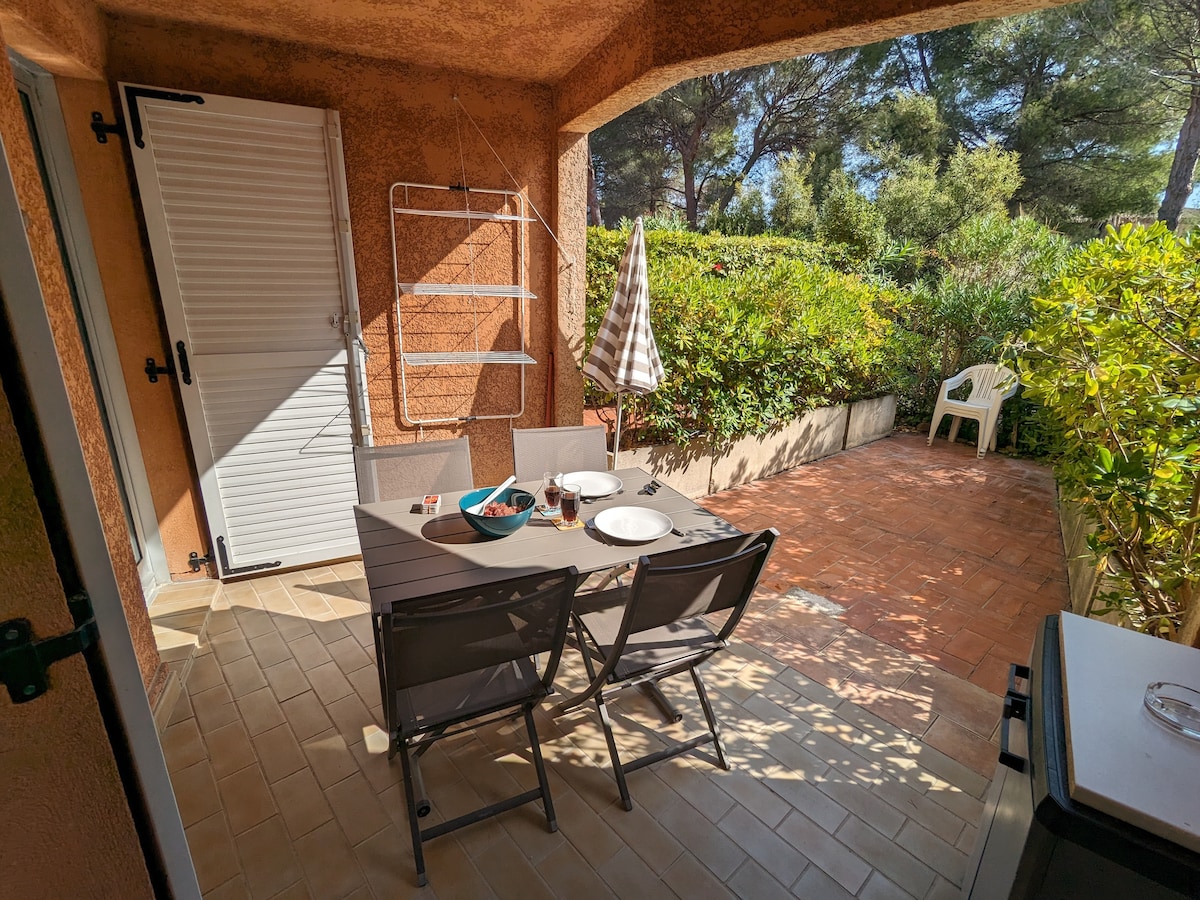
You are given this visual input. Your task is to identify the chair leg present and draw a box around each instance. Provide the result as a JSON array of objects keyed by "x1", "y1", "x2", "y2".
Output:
[
  {"x1": 397, "y1": 743, "x2": 428, "y2": 887},
  {"x1": 524, "y1": 705, "x2": 557, "y2": 832},
  {"x1": 595, "y1": 692, "x2": 633, "y2": 811},
  {"x1": 690, "y1": 667, "x2": 730, "y2": 770},
  {"x1": 927, "y1": 411, "x2": 941, "y2": 446},
  {"x1": 947, "y1": 415, "x2": 962, "y2": 444}
]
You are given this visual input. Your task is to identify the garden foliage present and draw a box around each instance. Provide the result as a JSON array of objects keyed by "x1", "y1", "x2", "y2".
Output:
[
  {"x1": 1018, "y1": 224, "x2": 1200, "y2": 643},
  {"x1": 585, "y1": 228, "x2": 899, "y2": 445}
]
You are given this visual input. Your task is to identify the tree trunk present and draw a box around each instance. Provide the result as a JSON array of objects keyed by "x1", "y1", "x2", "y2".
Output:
[
  {"x1": 1158, "y1": 83, "x2": 1200, "y2": 231},
  {"x1": 682, "y1": 157, "x2": 699, "y2": 229},
  {"x1": 586, "y1": 143, "x2": 603, "y2": 227}
]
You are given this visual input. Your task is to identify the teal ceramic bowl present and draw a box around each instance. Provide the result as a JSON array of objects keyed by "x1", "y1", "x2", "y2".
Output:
[{"x1": 458, "y1": 487, "x2": 536, "y2": 538}]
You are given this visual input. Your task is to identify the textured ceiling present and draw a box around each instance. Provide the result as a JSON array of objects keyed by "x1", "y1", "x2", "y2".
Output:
[{"x1": 96, "y1": 0, "x2": 646, "y2": 83}]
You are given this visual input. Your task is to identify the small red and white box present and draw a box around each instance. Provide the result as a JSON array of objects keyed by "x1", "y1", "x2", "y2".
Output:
[{"x1": 421, "y1": 494, "x2": 441, "y2": 514}]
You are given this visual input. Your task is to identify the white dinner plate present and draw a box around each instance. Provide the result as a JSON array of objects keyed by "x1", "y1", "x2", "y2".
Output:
[
  {"x1": 564, "y1": 470, "x2": 623, "y2": 499},
  {"x1": 592, "y1": 506, "x2": 673, "y2": 543}
]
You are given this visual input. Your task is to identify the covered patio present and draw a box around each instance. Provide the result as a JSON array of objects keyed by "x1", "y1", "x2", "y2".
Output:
[{"x1": 158, "y1": 433, "x2": 1065, "y2": 897}]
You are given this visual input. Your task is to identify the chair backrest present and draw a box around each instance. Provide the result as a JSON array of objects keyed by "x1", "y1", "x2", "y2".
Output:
[
  {"x1": 619, "y1": 529, "x2": 778, "y2": 650},
  {"x1": 382, "y1": 567, "x2": 579, "y2": 694},
  {"x1": 963, "y1": 364, "x2": 1019, "y2": 403},
  {"x1": 511, "y1": 425, "x2": 609, "y2": 481},
  {"x1": 354, "y1": 438, "x2": 473, "y2": 503}
]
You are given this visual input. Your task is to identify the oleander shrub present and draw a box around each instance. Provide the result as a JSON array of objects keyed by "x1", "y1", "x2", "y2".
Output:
[
  {"x1": 585, "y1": 227, "x2": 900, "y2": 445},
  {"x1": 1018, "y1": 223, "x2": 1200, "y2": 643}
]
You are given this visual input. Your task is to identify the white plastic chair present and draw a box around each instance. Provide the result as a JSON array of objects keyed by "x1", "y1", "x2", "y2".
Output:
[{"x1": 927, "y1": 364, "x2": 1019, "y2": 459}]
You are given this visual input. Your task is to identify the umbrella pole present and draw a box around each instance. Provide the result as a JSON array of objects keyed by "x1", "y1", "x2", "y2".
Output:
[{"x1": 612, "y1": 392, "x2": 623, "y2": 469}]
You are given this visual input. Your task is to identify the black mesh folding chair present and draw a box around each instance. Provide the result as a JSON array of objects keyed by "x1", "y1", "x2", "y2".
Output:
[
  {"x1": 354, "y1": 438, "x2": 473, "y2": 503},
  {"x1": 511, "y1": 425, "x2": 609, "y2": 481},
  {"x1": 560, "y1": 529, "x2": 777, "y2": 810},
  {"x1": 379, "y1": 567, "x2": 580, "y2": 886}
]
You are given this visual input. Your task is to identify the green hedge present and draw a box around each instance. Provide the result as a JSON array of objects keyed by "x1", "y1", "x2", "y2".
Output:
[{"x1": 585, "y1": 227, "x2": 901, "y2": 445}]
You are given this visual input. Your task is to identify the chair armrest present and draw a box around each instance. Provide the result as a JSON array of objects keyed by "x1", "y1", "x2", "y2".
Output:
[{"x1": 940, "y1": 369, "x2": 971, "y2": 396}]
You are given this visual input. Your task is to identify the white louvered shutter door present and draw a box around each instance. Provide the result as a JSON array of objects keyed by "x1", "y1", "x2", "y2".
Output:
[{"x1": 122, "y1": 85, "x2": 366, "y2": 576}]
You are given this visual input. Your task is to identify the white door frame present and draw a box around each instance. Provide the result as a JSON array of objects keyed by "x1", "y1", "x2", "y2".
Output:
[
  {"x1": 9, "y1": 53, "x2": 170, "y2": 596},
  {"x1": 0, "y1": 130, "x2": 200, "y2": 898}
]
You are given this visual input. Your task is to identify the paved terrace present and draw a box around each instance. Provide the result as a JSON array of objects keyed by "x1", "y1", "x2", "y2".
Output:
[{"x1": 156, "y1": 432, "x2": 1068, "y2": 898}]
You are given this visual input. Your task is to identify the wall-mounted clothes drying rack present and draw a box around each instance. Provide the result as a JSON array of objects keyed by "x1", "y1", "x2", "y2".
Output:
[{"x1": 389, "y1": 181, "x2": 536, "y2": 425}]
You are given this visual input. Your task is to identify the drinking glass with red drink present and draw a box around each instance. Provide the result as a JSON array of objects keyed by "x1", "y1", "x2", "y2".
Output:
[
  {"x1": 560, "y1": 483, "x2": 581, "y2": 524},
  {"x1": 542, "y1": 471, "x2": 563, "y2": 509}
]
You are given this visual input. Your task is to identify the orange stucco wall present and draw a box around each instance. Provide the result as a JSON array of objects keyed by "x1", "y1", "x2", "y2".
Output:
[
  {"x1": 0, "y1": 16, "x2": 160, "y2": 690},
  {"x1": 0, "y1": 19, "x2": 153, "y2": 896},
  {"x1": 101, "y1": 17, "x2": 566, "y2": 492}
]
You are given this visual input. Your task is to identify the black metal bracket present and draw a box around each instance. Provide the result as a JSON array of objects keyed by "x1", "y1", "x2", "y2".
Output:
[
  {"x1": 123, "y1": 85, "x2": 205, "y2": 149},
  {"x1": 216, "y1": 536, "x2": 281, "y2": 578},
  {"x1": 188, "y1": 551, "x2": 212, "y2": 574},
  {"x1": 449, "y1": 183, "x2": 470, "y2": 192},
  {"x1": 90, "y1": 112, "x2": 124, "y2": 144},
  {"x1": 145, "y1": 356, "x2": 175, "y2": 383},
  {"x1": 0, "y1": 594, "x2": 98, "y2": 703}
]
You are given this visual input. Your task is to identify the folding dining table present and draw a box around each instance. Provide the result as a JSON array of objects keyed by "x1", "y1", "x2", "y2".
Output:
[{"x1": 354, "y1": 467, "x2": 741, "y2": 614}]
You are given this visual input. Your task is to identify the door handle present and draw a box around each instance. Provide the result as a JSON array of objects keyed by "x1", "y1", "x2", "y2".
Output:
[{"x1": 175, "y1": 340, "x2": 192, "y2": 385}]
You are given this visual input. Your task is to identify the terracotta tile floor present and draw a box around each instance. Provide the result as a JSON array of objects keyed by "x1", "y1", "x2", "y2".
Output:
[
  {"x1": 702, "y1": 432, "x2": 1068, "y2": 776},
  {"x1": 161, "y1": 433, "x2": 1068, "y2": 898}
]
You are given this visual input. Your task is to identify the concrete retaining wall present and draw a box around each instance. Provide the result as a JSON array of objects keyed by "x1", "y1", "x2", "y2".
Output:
[{"x1": 617, "y1": 395, "x2": 892, "y2": 498}]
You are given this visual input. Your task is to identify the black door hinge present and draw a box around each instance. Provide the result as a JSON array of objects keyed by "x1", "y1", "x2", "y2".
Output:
[
  {"x1": 90, "y1": 111, "x2": 124, "y2": 144},
  {"x1": 145, "y1": 356, "x2": 175, "y2": 383},
  {"x1": 0, "y1": 593, "x2": 98, "y2": 703}
]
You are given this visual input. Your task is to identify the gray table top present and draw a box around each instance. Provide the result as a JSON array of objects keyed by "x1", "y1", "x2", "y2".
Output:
[{"x1": 355, "y1": 467, "x2": 742, "y2": 613}]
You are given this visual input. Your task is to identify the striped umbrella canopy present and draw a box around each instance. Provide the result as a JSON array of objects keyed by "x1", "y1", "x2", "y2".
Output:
[{"x1": 582, "y1": 217, "x2": 664, "y2": 457}]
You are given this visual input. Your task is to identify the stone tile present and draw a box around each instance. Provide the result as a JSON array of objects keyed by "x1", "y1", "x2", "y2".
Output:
[
  {"x1": 776, "y1": 810, "x2": 871, "y2": 894},
  {"x1": 857, "y1": 870, "x2": 915, "y2": 899},
  {"x1": 717, "y1": 805, "x2": 808, "y2": 887},
  {"x1": 305, "y1": 660, "x2": 354, "y2": 706},
  {"x1": 263, "y1": 659, "x2": 311, "y2": 704},
  {"x1": 185, "y1": 812, "x2": 241, "y2": 894},
  {"x1": 326, "y1": 634, "x2": 374, "y2": 675},
  {"x1": 792, "y1": 863, "x2": 856, "y2": 900},
  {"x1": 271, "y1": 768, "x2": 334, "y2": 840},
  {"x1": 293, "y1": 819, "x2": 367, "y2": 899},
  {"x1": 171, "y1": 758, "x2": 222, "y2": 827},
  {"x1": 280, "y1": 690, "x2": 334, "y2": 742},
  {"x1": 353, "y1": 825, "x2": 419, "y2": 897},
  {"x1": 187, "y1": 653, "x2": 225, "y2": 693},
  {"x1": 205, "y1": 720, "x2": 257, "y2": 779},
  {"x1": 662, "y1": 852, "x2": 731, "y2": 897},
  {"x1": 550, "y1": 788, "x2": 624, "y2": 868},
  {"x1": 216, "y1": 764, "x2": 277, "y2": 835},
  {"x1": 235, "y1": 687, "x2": 286, "y2": 737},
  {"x1": 835, "y1": 816, "x2": 936, "y2": 898},
  {"x1": 656, "y1": 797, "x2": 747, "y2": 882},
  {"x1": 233, "y1": 816, "x2": 302, "y2": 899},
  {"x1": 162, "y1": 717, "x2": 206, "y2": 772},
  {"x1": 817, "y1": 777, "x2": 906, "y2": 840},
  {"x1": 534, "y1": 842, "x2": 617, "y2": 899},
  {"x1": 596, "y1": 845, "x2": 673, "y2": 899},
  {"x1": 301, "y1": 730, "x2": 359, "y2": 789},
  {"x1": 725, "y1": 858, "x2": 795, "y2": 900},
  {"x1": 192, "y1": 684, "x2": 241, "y2": 734},
  {"x1": 922, "y1": 718, "x2": 997, "y2": 780},
  {"x1": 895, "y1": 819, "x2": 969, "y2": 886},
  {"x1": 251, "y1": 723, "x2": 307, "y2": 784},
  {"x1": 248, "y1": 631, "x2": 292, "y2": 669},
  {"x1": 288, "y1": 633, "x2": 333, "y2": 671},
  {"x1": 325, "y1": 771, "x2": 391, "y2": 846},
  {"x1": 471, "y1": 834, "x2": 557, "y2": 900}
]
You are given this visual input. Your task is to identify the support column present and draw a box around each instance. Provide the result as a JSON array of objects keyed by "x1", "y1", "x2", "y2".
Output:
[{"x1": 552, "y1": 130, "x2": 588, "y2": 426}]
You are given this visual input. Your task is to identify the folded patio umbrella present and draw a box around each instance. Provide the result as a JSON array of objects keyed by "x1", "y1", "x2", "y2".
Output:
[{"x1": 583, "y1": 216, "x2": 664, "y2": 459}]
